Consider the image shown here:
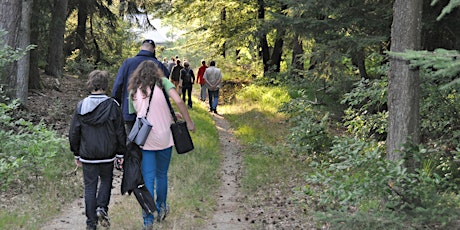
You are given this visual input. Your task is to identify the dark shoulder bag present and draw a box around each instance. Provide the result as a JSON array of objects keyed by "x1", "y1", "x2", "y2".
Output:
[{"x1": 162, "y1": 88, "x2": 194, "y2": 154}]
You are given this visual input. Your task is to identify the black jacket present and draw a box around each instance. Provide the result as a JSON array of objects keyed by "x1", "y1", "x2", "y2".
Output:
[{"x1": 69, "y1": 94, "x2": 126, "y2": 163}]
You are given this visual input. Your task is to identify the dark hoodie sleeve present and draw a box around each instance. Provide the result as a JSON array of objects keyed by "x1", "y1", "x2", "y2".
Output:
[
  {"x1": 69, "y1": 101, "x2": 82, "y2": 158},
  {"x1": 113, "y1": 99, "x2": 127, "y2": 157}
]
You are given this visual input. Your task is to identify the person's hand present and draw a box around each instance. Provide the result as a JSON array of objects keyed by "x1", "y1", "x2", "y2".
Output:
[
  {"x1": 115, "y1": 157, "x2": 124, "y2": 171},
  {"x1": 75, "y1": 158, "x2": 82, "y2": 167},
  {"x1": 175, "y1": 112, "x2": 183, "y2": 120},
  {"x1": 187, "y1": 121, "x2": 196, "y2": 133}
]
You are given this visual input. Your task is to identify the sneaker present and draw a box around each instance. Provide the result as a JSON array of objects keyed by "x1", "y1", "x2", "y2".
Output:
[
  {"x1": 157, "y1": 205, "x2": 169, "y2": 222},
  {"x1": 96, "y1": 207, "x2": 110, "y2": 227}
]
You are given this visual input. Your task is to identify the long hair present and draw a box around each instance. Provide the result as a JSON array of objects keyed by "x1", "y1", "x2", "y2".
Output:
[{"x1": 128, "y1": 60, "x2": 165, "y2": 100}]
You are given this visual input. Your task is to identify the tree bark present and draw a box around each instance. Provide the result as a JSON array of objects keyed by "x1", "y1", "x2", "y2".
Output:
[
  {"x1": 0, "y1": 0, "x2": 22, "y2": 93},
  {"x1": 270, "y1": 29, "x2": 285, "y2": 73},
  {"x1": 45, "y1": 0, "x2": 68, "y2": 77},
  {"x1": 387, "y1": 0, "x2": 423, "y2": 166},
  {"x1": 16, "y1": 0, "x2": 32, "y2": 105},
  {"x1": 76, "y1": 0, "x2": 88, "y2": 57},
  {"x1": 291, "y1": 36, "x2": 304, "y2": 76},
  {"x1": 258, "y1": 0, "x2": 269, "y2": 73},
  {"x1": 28, "y1": 0, "x2": 42, "y2": 90}
]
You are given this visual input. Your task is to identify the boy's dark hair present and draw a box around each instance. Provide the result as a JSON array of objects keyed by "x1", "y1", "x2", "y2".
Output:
[
  {"x1": 86, "y1": 70, "x2": 109, "y2": 92},
  {"x1": 210, "y1": 60, "x2": 216, "y2": 66}
]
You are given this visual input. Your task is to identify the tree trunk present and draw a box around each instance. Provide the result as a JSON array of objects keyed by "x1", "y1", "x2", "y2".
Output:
[
  {"x1": 0, "y1": 0, "x2": 22, "y2": 93},
  {"x1": 387, "y1": 0, "x2": 423, "y2": 168},
  {"x1": 28, "y1": 0, "x2": 42, "y2": 90},
  {"x1": 45, "y1": 0, "x2": 68, "y2": 77},
  {"x1": 16, "y1": 0, "x2": 32, "y2": 105},
  {"x1": 351, "y1": 48, "x2": 368, "y2": 79},
  {"x1": 270, "y1": 29, "x2": 285, "y2": 73},
  {"x1": 291, "y1": 36, "x2": 304, "y2": 77},
  {"x1": 76, "y1": 0, "x2": 88, "y2": 57},
  {"x1": 258, "y1": 0, "x2": 269, "y2": 73}
]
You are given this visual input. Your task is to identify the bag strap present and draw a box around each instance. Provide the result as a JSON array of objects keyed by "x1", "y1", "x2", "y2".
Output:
[
  {"x1": 145, "y1": 85, "x2": 154, "y2": 116},
  {"x1": 162, "y1": 88, "x2": 178, "y2": 123}
]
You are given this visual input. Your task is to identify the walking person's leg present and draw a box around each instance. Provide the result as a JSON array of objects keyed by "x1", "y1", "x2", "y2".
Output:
[
  {"x1": 141, "y1": 150, "x2": 157, "y2": 226},
  {"x1": 187, "y1": 86, "x2": 192, "y2": 108},
  {"x1": 181, "y1": 86, "x2": 186, "y2": 102},
  {"x1": 82, "y1": 164, "x2": 99, "y2": 229},
  {"x1": 96, "y1": 162, "x2": 113, "y2": 227},
  {"x1": 200, "y1": 84, "x2": 207, "y2": 101},
  {"x1": 208, "y1": 89, "x2": 214, "y2": 112},
  {"x1": 212, "y1": 89, "x2": 220, "y2": 113},
  {"x1": 155, "y1": 147, "x2": 172, "y2": 221}
]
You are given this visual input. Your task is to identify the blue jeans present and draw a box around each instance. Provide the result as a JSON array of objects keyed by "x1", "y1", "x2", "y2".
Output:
[
  {"x1": 141, "y1": 147, "x2": 172, "y2": 225},
  {"x1": 82, "y1": 162, "x2": 113, "y2": 227},
  {"x1": 208, "y1": 89, "x2": 219, "y2": 111}
]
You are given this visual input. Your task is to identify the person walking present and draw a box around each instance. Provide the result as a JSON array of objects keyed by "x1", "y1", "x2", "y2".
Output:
[
  {"x1": 180, "y1": 61, "x2": 195, "y2": 108},
  {"x1": 112, "y1": 39, "x2": 169, "y2": 134},
  {"x1": 203, "y1": 60, "x2": 223, "y2": 114},
  {"x1": 69, "y1": 70, "x2": 126, "y2": 230},
  {"x1": 127, "y1": 60, "x2": 195, "y2": 230},
  {"x1": 196, "y1": 60, "x2": 208, "y2": 101},
  {"x1": 169, "y1": 59, "x2": 182, "y2": 92}
]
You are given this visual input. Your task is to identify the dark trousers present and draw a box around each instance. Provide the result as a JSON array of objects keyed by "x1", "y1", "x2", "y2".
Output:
[
  {"x1": 181, "y1": 85, "x2": 193, "y2": 108},
  {"x1": 82, "y1": 162, "x2": 114, "y2": 227}
]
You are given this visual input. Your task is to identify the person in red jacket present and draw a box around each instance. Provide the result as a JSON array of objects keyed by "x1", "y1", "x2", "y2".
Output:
[{"x1": 196, "y1": 60, "x2": 208, "y2": 101}]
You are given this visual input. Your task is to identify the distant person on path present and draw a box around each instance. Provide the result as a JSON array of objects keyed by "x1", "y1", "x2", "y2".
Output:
[
  {"x1": 112, "y1": 39, "x2": 169, "y2": 134},
  {"x1": 180, "y1": 61, "x2": 195, "y2": 108},
  {"x1": 128, "y1": 60, "x2": 195, "y2": 230},
  {"x1": 168, "y1": 57, "x2": 175, "y2": 73},
  {"x1": 203, "y1": 60, "x2": 223, "y2": 114},
  {"x1": 196, "y1": 60, "x2": 208, "y2": 101},
  {"x1": 162, "y1": 57, "x2": 168, "y2": 69},
  {"x1": 169, "y1": 59, "x2": 183, "y2": 92},
  {"x1": 69, "y1": 70, "x2": 126, "y2": 230}
]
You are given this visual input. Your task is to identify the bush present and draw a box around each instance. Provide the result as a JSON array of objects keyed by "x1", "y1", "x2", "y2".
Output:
[{"x1": 0, "y1": 91, "x2": 69, "y2": 191}]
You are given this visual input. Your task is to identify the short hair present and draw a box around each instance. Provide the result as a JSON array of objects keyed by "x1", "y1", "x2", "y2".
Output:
[
  {"x1": 202, "y1": 60, "x2": 206, "y2": 65},
  {"x1": 183, "y1": 61, "x2": 190, "y2": 67},
  {"x1": 210, "y1": 60, "x2": 216, "y2": 66},
  {"x1": 86, "y1": 70, "x2": 109, "y2": 92},
  {"x1": 142, "y1": 39, "x2": 156, "y2": 48}
]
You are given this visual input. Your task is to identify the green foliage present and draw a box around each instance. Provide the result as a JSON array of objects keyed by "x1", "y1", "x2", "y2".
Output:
[
  {"x1": 279, "y1": 94, "x2": 332, "y2": 156},
  {"x1": 341, "y1": 78, "x2": 388, "y2": 140},
  {"x1": 64, "y1": 49, "x2": 96, "y2": 76},
  {"x1": 305, "y1": 137, "x2": 460, "y2": 228},
  {"x1": 0, "y1": 90, "x2": 68, "y2": 191}
]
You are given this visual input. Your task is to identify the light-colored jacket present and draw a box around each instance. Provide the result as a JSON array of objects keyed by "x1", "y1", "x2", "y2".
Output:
[{"x1": 203, "y1": 66, "x2": 222, "y2": 91}]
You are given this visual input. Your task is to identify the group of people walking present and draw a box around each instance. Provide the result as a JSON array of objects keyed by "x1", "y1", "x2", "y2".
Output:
[{"x1": 68, "y1": 38, "x2": 222, "y2": 230}]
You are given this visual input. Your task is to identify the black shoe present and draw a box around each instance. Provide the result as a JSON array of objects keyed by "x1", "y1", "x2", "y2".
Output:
[
  {"x1": 213, "y1": 110, "x2": 218, "y2": 114},
  {"x1": 96, "y1": 207, "x2": 110, "y2": 227}
]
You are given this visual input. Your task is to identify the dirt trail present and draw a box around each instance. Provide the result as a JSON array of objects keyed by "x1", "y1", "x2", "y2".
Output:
[
  {"x1": 41, "y1": 89, "x2": 248, "y2": 229},
  {"x1": 204, "y1": 110, "x2": 248, "y2": 230}
]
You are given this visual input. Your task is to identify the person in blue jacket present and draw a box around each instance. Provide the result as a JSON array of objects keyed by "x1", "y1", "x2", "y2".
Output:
[{"x1": 112, "y1": 39, "x2": 170, "y2": 134}]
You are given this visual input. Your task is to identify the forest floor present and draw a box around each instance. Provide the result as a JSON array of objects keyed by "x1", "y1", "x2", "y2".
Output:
[{"x1": 29, "y1": 73, "x2": 314, "y2": 229}]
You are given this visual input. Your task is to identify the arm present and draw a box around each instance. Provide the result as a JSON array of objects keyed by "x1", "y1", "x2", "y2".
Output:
[
  {"x1": 112, "y1": 62, "x2": 126, "y2": 104},
  {"x1": 167, "y1": 88, "x2": 196, "y2": 132},
  {"x1": 68, "y1": 103, "x2": 82, "y2": 166}
]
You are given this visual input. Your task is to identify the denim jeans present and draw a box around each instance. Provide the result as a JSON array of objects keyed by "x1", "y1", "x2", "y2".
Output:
[
  {"x1": 141, "y1": 147, "x2": 172, "y2": 225},
  {"x1": 208, "y1": 89, "x2": 219, "y2": 111},
  {"x1": 82, "y1": 162, "x2": 113, "y2": 227}
]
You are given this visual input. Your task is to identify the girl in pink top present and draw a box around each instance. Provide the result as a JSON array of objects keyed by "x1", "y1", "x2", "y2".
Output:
[{"x1": 128, "y1": 60, "x2": 195, "y2": 229}]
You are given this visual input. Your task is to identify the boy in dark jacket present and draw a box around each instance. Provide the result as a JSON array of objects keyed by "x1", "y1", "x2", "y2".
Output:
[{"x1": 69, "y1": 70, "x2": 126, "y2": 230}]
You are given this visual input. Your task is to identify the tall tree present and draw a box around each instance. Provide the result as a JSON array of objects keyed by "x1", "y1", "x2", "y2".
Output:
[
  {"x1": 0, "y1": 0, "x2": 22, "y2": 92},
  {"x1": 45, "y1": 0, "x2": 68, "y2": 77},
  {"x1": 387, "y1": 0, "x2": 423, "y2": 166},
  {"x1": 15, "y1": 0, "x2": 33, "y2": 105}
]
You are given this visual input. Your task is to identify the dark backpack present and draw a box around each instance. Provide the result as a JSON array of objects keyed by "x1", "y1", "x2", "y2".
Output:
[{"x1": 182, "y1": 69, "x2": 192, "y2": 84}]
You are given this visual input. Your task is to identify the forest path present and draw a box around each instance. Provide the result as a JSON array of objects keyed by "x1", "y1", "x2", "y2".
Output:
[{"x1": 41, "y1": 86, "x2": 249, "y2": 230}]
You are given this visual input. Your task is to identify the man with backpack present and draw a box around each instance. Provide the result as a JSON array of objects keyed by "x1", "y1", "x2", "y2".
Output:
[{"x1": 180, "y1": 61, "x2": 195, "y2": 108}]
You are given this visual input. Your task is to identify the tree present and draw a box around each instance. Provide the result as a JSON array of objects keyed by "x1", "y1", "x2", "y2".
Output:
[
  {"x1": 386, "y1": 0, "x2": 423, "y2": 166},
  {"x1": 16, "y1": 0, "x2": 33, "y2": 105},
  {"x1": 45, "y1": 0, "x2": 68, "y2": 77}
]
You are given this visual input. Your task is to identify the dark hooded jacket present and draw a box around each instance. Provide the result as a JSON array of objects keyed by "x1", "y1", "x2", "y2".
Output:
[{"x1": 69, "y1": 94, "x2": 126, "y2": 163}]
